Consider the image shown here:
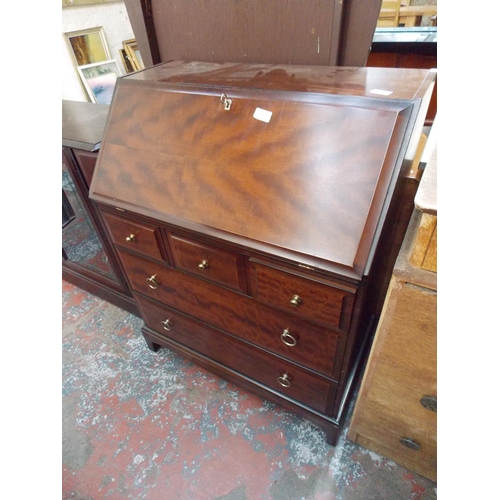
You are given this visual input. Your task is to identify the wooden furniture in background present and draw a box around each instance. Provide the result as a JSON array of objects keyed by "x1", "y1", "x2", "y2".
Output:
[
  {"x1": 89, "y1": 61, "x2": 435, "y2": 444},
  {"x1": 348, "y1": 138, "x2": 437, "y2": 480},
  {"x1": 367, "y1": 27, "x2": 437, "y2": 126},
  {"x1": 123, "y1": 0, "x2": 383, "y2": 68},
  {"x1": 62, "y1": 100, "x2": 139, "y2": 315},
  {"x1": 377, "y1": 2, "x2": 437, "y2": 28},
  {"x1": 377, "y1": 1, "x2": 401, "y2": 27},
  {"x1": 399, "y1": 5, "x2": 437, "y2": 27}
]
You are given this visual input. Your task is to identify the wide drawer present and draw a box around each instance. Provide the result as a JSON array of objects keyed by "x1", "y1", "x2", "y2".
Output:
[
  {"x1": 367, "y1": 356, "x2": 437, "y2": 425},
  {"x1": 102, "y1": 211, "x2": 165, "y2": 262},
  {"x1": 354, "y1": 399, "x2": 436, "y2": 479},
  {"x1": 135, "y1": 294, "x2": 337, "y2": 414},
  {"x1": 118, "y1": 250, "x2": 342, "y2": 379},
  {"x1": 249, "y1": 260, "x2": 356, "y2": 330},
  {"x1": 167, "y1": 232, "x2": 247, "y2": 293}
]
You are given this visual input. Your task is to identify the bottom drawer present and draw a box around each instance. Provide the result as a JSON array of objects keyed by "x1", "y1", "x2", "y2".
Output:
[
  {"x1": 354, "y1": 399, "x2": 436, "y2": 477},
  {"x1": 135, "y1": 294, "x2": 337, "y2": 414}
]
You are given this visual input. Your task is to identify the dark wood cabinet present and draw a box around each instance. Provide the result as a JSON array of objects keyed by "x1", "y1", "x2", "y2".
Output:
[
  {"x1": 124, "y1": 0, "x2": 383, "y2": 68},
  {"x1": 89, "y1": 61, "x2": 435, "y2": 444},
  {"x1": 62, "y1": 100, "x2": 138, "y2": 315}
]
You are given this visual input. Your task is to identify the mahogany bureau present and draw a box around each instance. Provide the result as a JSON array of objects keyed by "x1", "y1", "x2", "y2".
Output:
[{"x1": 89, "y1": 61, "x2": 435, "y2": 445}]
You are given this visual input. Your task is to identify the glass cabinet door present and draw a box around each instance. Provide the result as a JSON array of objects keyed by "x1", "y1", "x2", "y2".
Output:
[{"x1": 62, "y1": 159, "x2": 120, "y2": 285}]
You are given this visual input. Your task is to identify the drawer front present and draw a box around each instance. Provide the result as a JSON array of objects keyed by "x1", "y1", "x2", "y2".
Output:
[
  {"x1": 250, "y1": 260, "x2": 356, "y2": 330},
  {"x1": 368, "y1": 357, "x2": 437, "y2": 426},
  {"x1": 135, "y1": 294, "x2": 337, "y2": 414},
  {"x1": 102, "y1": 211, "x2": 165, "y2": 262},
  {"x1": 168, "y1": 233, "x2": 247, "y2": 293},
  {"x1": 118, "y1": 250, "x2": 342, "y2": 379},
  {"x1": 354, "y1": 399, "x2": 436, "y2": 477}
]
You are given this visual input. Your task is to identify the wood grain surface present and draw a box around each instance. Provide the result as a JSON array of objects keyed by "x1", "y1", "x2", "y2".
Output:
[
  {"x1": 92, "y1": 67, "x2": 416, "y2": 273},
  {"x1": 135, "y1": 294, "x2": 338, "y2": 414},
  {"x1": 119, "y1": 250, "x2": 345, "y2": 379}
]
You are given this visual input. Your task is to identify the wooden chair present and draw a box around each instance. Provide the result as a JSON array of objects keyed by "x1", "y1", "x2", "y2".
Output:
[{"x1": 377, "y1": 1, "x2": 401, "y2": 27}]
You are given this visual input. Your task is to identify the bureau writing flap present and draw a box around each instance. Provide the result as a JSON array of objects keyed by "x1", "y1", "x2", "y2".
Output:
[{"x1": 90, "y1": 63, "x2": 427, "y2": 274}]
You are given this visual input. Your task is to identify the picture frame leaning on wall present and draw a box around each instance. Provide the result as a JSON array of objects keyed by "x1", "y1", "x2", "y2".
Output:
[{"x1": 77, "y1": 60, "x2": 121, "y2": 105}]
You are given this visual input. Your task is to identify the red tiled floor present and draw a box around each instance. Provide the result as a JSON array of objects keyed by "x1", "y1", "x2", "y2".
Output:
[{"x1": 62, "y1": 280, "x2": 437, "y2": 500}]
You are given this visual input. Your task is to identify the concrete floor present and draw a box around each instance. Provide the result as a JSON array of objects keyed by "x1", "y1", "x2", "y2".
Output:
[{"x1": 62, "y1": 279, "x2": 437, "y2": 500}]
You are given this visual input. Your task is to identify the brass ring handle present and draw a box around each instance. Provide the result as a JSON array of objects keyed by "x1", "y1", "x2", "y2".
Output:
[
  {"x1": 125, "y1": 234, "x2": 136, "y2": 243},
  {"x1": 290, "y1": 295, "x2": 302, "y2": 307},
  {"x1": 277, "y1": 373, "x2": 291, "y2": 388},
  {"x1": 146, "y1": 274, "x2": 158, "y2": 289},
  {"x1": 161, "y1": 318, "x2": 171, "y2": 331},
  {"x1": 198, "y1": 260, "x2": 209, "y2": 270},
  {"x1": 281, "y1": 329, "x2": 297, "y2": 347}
]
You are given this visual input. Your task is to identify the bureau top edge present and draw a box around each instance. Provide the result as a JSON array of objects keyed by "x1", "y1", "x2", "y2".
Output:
[{"x1": 122, "y1": 60, "x2": 436, "y2": 102}]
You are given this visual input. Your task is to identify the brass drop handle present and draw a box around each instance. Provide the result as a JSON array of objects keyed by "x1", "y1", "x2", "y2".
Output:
[
  {"x1": 290, "y1": 295, "x2": 302, "y2": 307},
  {"x1": 420, "y1": 395, "x2": 437, "y2": 412},
  {"x1": 399, "y1": 437, "x2": 420, "y2": 451},
  {"x1": 146, "y1": 274, "x2": 158, "y2": 289},
  {"x1": 125, "y1": 233, "x2": 136, "y2": 243},
  {"x1": 281, "y1": 329, "x2": 297, "y2": 347},
  {"x1": 198, "y1": 260, "x2": 209, "y2": 270},
  {"x1": 277, "y1": 373, "x2": 291, "y2": 388},
  {"x1": 161, "y1": 318, "x2": 172, "y2": 331}
]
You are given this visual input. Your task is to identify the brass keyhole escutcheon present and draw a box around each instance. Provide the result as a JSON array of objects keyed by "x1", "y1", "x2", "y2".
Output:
[
  {"x1": 220, "y1": 93, "x2": 232, "y2": 110},
  {"x1": 146, "y1": 274, "x2": 158, "y2": 289},
  {"x1": 281, "y1": 329, "x2": 297, "y2": 347},
  {"x1": 277, "y1": 373, "x2": 291, "y2": 388},
  {"x1": 161, "y1": 318, "x2": 171, "y2": 331},
  {"x1": 198, "y1": 260, "x2": 209, "y2": 270},
  {"x1": 290, "y1": 295, "x2": 302, "y2": 307},
  {"x1": 125, "y1": 233, "x2": 136, "y2": 243}
]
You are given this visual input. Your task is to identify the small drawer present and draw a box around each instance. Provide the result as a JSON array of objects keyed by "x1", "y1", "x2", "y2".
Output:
[
  {"x1": 249, "y1": 260, "x2": 356, "y2": 330},
  {"x1": 102, "y1": 211, "x2": 165, "y2": 262},
  {"x1": 135, "y1": 294, "x2": 337, "y2": 414},
  {"x1": 168, "y1": 233, "x2": 247, "y2": 293}
]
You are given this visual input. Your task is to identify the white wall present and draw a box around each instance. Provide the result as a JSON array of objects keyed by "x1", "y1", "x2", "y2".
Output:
[{"x1": 62, "y1": 1, "x2": 136, "y2": 102}]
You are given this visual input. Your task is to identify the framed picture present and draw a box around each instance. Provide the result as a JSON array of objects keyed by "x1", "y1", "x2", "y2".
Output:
[
  {"x1": 65, "y1": 27, "x2": 111, "y2": 67},
  {"x1": 123, "y1": 39, "x2": 144, "y2": 72},
  {"x1": 77, "y1": 60, "x2": 121, "y2": 104},
  {"x1": 119, "y1": 49, "x2": 135, "y2": 74}
]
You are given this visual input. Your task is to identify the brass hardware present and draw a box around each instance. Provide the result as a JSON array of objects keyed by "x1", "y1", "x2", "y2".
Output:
[
  {"x1": 161, "y1": 318, "x2": 171, "y2": 331},
  {"x1": 281, "y1": 329, "x2": 297, "y2": 347},
  {"x1": 290, "y1": 295, "x2": 302, "y2": 307},
  {"x1": 125, "y1": 234, "x2": 136, "y2": 243},
  {"x1": 146, "y1": 274, "x2": 158, "y2": 289},
  {"x1": 399, "y1": 437, "x2": 420, "y2": 451},
  {"x1": 198, "y1": 260, "x2": 209, "y2": 270},
  {"x1": 277, "y1": 373, "x2": 291, "y2": 388},
  {"x1": 220, "y1": 93, "x2": 232, "y2": 110},
  {"x1": 420, "y1": 395, "x2": 437, "y2": 412}
]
